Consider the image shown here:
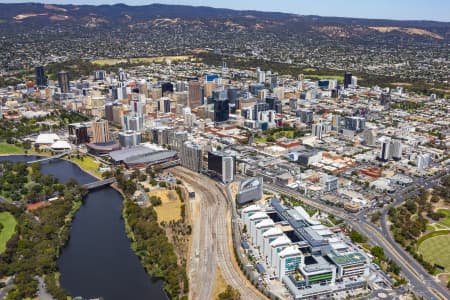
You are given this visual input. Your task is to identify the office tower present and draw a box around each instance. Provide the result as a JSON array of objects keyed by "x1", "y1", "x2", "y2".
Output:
[
  {"x1": 392, "y1": 139, "x2": 402, "y2": 160},
  {"x1": 180, "y1": 141, "x2": 203, "y2": 172},
  {"x1": 351, "y1": 76, "x2": 358, "y2": 88},
  {"x1": 312, "y1": 123, "x2": 324, "y2": 140},
  {"x1": 204, "y1": 81, "x2": 214, "y2": 98},
  {"x1": 227, "y1": 87, "x2": 240, "y2": 104},
  {"x1": 265, "y1": 97, "x2": 276, "y2": 110},
  {"x1": 57, "y1": 70, "x2": 70, "y2": 93},
  {"x1": 105, "y1": 102, "x2": 114, "y2": 122},
  {"x1": 35, "y1": 66, "x2": 47, "y2": 87},
  {"x1": 344, "y1": 116, "x2": 365, "y2": 132},
  {"x1": 130, "y1": 98, "x2": 144, "y2": 115},
  {"x1": 332, "y1": 114, "x2": 341, "y2": 131},
  {"x1": 94, "y1": 70, "x2": 106, "y2": 81},
  {"x1": 68, "y1": 123, "x2": 90, "y2": 145},
  {"x1": 157, "y1": 98, "x2": 171, "y2": 113},
  {"x1": 256, "y1": 67, "x2": 266, "y2": 84},
  {"x1": 363, "y1": 129, "x2": 377, "y2": 146},
  {"x1": 344, "y1": 72, "x2": 352, "y2": 89},
  {"x1": 380, "y1": 92, "x2": 391, "y2": 106},
  {"x1": 416, "y1": 154, "x2": 432, "y2": 170},
  {"x1": 296, "y1": 109, "x2": 314, "y2": 124},
  {"x1": 249, "y1": 83, "x2": 265, "y2": 95},
  {"x1": 124, "y1": 115, "x2": 143, "y2": 131},
  {"x1": 380, "y1": 138, "x2": 392, "y2": 162},
  {"x1": 274, "y1": 100, "x2": 282, "y2": 114},
  {"x1": 119, "y1": 130, "x2": 141, "y2": 148},
  {"x1": 214, "y1": 99, "x2": 229, "y2": 123},
  {"x1": 112, "y1": 105, "x2": 124, "y2": 125},
  {"x1": 188, "y1": 80, "x2": 202, "y2": 108},
  {"x1": 208, "y1": 150, "x2": 236, "y2": 183},
  {"x1": 118, "y1": 68, "x2": 126, "y2": 81},
  {"x1": 161, "y1": 82, "x2": 174, "y2": 95},
  {"x1": 289, "y1": 98, "x2": 298, "y2": 110},
  {"x1": 92, "y1": 119, "x2": 110, "y2": 144},
  {"x1": 273, "y1": 87, "x2": 284, "y2": 100},
  {"x1": 270, "y1": 74, "x2": 278, "y2": 89}
]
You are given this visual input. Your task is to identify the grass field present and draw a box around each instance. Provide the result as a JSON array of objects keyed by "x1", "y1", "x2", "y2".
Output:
[
  {"x1": 0, "y1": 143, "x2": 25, "y2": 154},
  {"x1": 0, "y1": 212, "x2": 17, "y2": 253},
  {"x1": 305, "y1": 74, "x2": 344, "y2": 81},
  {"x1": 437, "y1": 209, "x2": 450, "y2": 227},
  {"x1": 92, "y1": 55, "x2": 192, "y2": 66},
  {"x1": 149, "y1": 189, "x2": 182, "y2": 223},
  {"x1": 253, "y1": 136, "x2": 267, "y2": 143},
  {"x1": 68, "y1": 156, "x2": 102, "y2": 177},
  {"x1": 418, "y1": 234, "x2": 450, "y2": 272},
  {"x1": 273, "y1": 130, "x2": 295, "y2": 139}
]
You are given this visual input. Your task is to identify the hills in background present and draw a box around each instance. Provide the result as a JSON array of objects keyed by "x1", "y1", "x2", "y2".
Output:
[{"x1": 0, "y1": 2, "x2": 448, "y2": 40}]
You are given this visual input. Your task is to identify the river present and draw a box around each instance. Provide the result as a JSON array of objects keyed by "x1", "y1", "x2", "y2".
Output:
[{"x1": 0, "y1": 156, "x2": 167, "y2": 300}]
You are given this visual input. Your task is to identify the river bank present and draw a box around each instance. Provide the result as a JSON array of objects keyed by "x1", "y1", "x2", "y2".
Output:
[{"x1": 0, "y1": 155, "x2": 167, "y2": 300}]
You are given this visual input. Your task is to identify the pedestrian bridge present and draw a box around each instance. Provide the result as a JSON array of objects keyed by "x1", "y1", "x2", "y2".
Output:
[
  {"x1": 26, "y1": 152, "x2": 71, "y2": 164},
  {"x1": 82, "y1": 177, "x2": 116, "y2": 190}
]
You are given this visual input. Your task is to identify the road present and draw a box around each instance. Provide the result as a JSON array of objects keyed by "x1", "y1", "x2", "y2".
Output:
[
  {"x1": 261, "y1": 174, "x2": 450, "y2": 300},
  {"x1": 172, "y1": 167, "x2": 264, "y2": 300}
]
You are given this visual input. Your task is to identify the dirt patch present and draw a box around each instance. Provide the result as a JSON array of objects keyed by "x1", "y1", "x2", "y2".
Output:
[
  {"x1": 212, "y1": 268, "x2": 228, "y2": 299},
  {"x1": 149, "y1": 189, "x2": 182, "y2": 222}
]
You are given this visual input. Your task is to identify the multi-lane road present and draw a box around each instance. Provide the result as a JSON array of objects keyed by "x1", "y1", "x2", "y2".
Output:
[
  {"x1": 172, "y1": 167, "x2": 264, "y2": 300},
  {"x1": 261, "y1": 168, "x2": 450, "y2": 300}
]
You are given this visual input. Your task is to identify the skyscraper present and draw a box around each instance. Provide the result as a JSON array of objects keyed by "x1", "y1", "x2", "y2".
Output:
[
  {"x1": 188, "y1": 80, "x2": 202, "y2": 108},
  {"x1": 392, "y1": 139, "x2": 403, "y2": 161},
  {"x1": 92, "y1": 119, "x2": 110, "y2": 144},
  {"x1": 35, "y1": 66, "x2": 47, "y2": 87},
  {"x1": 344, "y1": 72, "x2": 352, "y2": 89},
  {"x1": 57, "y1": 70, "x2": 70, "y2": 93}
]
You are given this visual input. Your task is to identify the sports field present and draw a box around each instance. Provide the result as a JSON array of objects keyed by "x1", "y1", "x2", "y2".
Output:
[
  {"x1": 418, "y1": 233, "x2": 450, "y2": 272},
  {"x1": 0, "y1": 212, "x2": 17, "y2": 253}
]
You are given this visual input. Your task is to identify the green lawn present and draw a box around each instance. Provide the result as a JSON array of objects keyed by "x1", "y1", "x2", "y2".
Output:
[
  {"x1": 418, "y1": 234, "x2": 450, "y2": 272},
  {"x1": 0, "y1": 143, "x2": 25, "y2": 154},
  {"x1": 69, "y1": 156, "x2": 102, "y2": 178},
  {"x1": 437, "y1": 209, "x2": 450, "y2": 227},
  {"x1": 305, "y1": 75, "x2": 344, "y2": 81},
  {"x1": 273, "y1": 130, "x2": 295, "y2": 139},
  {"x1": 0, "y1": 212, "x2": 17, "y2": 253},
  {"x1": 254, "y1": 136, "x2": 267, "y2": 143}
]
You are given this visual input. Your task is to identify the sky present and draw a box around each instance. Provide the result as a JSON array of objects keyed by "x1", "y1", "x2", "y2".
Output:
[{"x1": 1, "y1": 0, "x2": 449, "y2": 22}]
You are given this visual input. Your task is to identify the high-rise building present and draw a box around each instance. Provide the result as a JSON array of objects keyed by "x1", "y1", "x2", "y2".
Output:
[
  {"x1": 35, "y1": 66, "x2": 47, "y2": 87},
  {"x1": 392, "y1": 139, "x2": 402, "y2": 160},
  {"x1": 380, "y1": 137, "x2": 392, "y2": 162},
  {"x1": 105, "y1": 102, "x2": 114, "y2": 122},
  {"x1": 256, "y1": 67, "x2": 266, "y2": 84},
  {"x1": 188, "y1": 80, "x2": 202, "y2": 108},
  {"x1": 92, "y1": 119, "x2": 110, "y2": 144},
  {"x1": 344, "y1": 73, "x2": 352, "y2": 89},
  {"x1": 119, "y1": 130, "x2": 141, "y2": 148},
  {"x1": 112, "y1": 105, "x2": 124, "y2": 125},
  {"x1": 236, "y1": 177, "x2": 263, "y2": 204},
  {"x1": 208, "y1": 150, "x2": 236, "y2": 183},
  {"x1": 351, "y1": 76, "x2": 358, "y2": 88},
  {"x1": 332, "y1": 114, "x2": 341, "y2": 131},
  {"x1": 363, "y1": 129, "x2": 377, "y2": 146},
  {"x1": 296, "y1": 109, "x2": 314, "y2": 124},
  {"x1": 312, "y1": 123, "x2": 324, "y2": 140},
  {"x1": 344, "y1": 116, "x2": 365, "y2": 132},
  {"x1": 118, "y1": 68, "x2": 127, "y2": 81},
  {"x1": 57, "y1": 70, "x2": 70, "y2": 93},
  {"x1": 94, "y1": 70, "x2": 106, "y2": 81},
  {"x1": 180, "y1": 141, "x2": 203, "y2": 172},
  {"x1": 162, "y1": 82, "x2": 174, "y2": 95},
  {"x1": 68, "y1": 123, "x2": 90, "y2": 145},
  {"x1": 416, "y1": 154, "x2": 432, "y2": 170}
]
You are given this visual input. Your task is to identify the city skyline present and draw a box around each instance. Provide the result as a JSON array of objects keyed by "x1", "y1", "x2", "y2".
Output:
[{"x1": 1, "y1": 0, "x2": 450, "y2": 22}]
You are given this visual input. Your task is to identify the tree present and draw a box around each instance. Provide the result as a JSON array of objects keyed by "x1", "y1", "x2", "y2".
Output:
[
  {"x1": 371, "y1": 246, "x2": 385, "y2": 259},
  {"x1": 349, "y1": 230, "x2": 367, "y2": 243},
  {"x1": 218, "y1": 285, "x2": 241, "y2": 300}
]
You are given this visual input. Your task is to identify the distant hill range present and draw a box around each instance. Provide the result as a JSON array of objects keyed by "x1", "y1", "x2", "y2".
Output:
[{"x1": 0, "y1": 2, "x2": 448, "y2": 40}]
